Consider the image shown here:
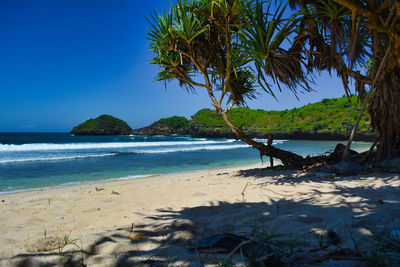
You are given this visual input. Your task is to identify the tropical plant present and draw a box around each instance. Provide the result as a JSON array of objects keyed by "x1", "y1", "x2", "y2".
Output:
[
  {"x1": 148, "y1": 0, "x2": 312, "y2": 167},
  {"x1": 289, "y1": 0, "x2": 400, "y2": 160}
]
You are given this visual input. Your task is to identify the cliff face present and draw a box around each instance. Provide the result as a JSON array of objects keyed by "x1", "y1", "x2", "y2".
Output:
[
  {"x1": 133, "y1": 123, "x2": 189, "y2": 136},
  {"x1": 71, "y1": 115, "x2": 132, "y2": 135}
]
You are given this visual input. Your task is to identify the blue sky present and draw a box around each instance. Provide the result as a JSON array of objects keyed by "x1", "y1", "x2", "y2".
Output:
[{"x1": 0, "y1": 0, "x2": 348, "y2": 132}]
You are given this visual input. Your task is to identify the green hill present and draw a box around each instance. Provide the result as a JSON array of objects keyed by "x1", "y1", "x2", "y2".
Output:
[
  {"x1": 189, "y1": 96, "x2": 374, "y2": 140},
  {"x1": 71, "y1": 114, "x2": 132, "y2": 135},
  {"x1": 132, "y1": 116, "x2": 189, "y2": 135},
  {"x1": 154, "y1": 116, "x2": 189, "y2": 130}
]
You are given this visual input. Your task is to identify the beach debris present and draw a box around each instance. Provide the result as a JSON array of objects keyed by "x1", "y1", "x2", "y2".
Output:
[
  {"x1": 193, "y1": 233, "x2": 274, "y2": 262},
  {"x1": 327, "y1": 229, "x2": 341, "y2": 246},
  {"x1": 132, "y1": 233, "x2": 145, "y2": 241},
  {"x1": 313, "y1": 172, "x2": 335, "y2": 179},
  {"x1": 95, "y1": 187, "x2": 104, "y2": 192},
  {"x1": 371, "y1": 157, "x2": 400, "y2": 172},
  {"x1": 1, "y1": 200, "x2": 4, "y2": 202},
  {"x1": 303, "y1": 162, "x2": 324, "y2": 172},
  {"x1": 127, "y1": 223, "x2": 134, "y2": 238},
  {"x1": 112, "y1": 191, "x2": 120, "y2": 195},
  {"x1": 331, "y1": 161, "x2": 363, "y2": 175},
  {"x1": 241, "y1": 182, "x2": 249, "y2": 201},
  {"x1": 267, "y1": 134, "x2": 274, "y2": 167},
  {"x1": 332, "y1": 143, "x2": 358, "y2": 160},
  {"x1": 193, "y1": 233, "x2": 249, "y2": 253}
]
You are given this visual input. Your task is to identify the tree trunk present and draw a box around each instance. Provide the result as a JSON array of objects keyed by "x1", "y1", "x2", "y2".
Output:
[
  {"x1": 219, "y1": 112, "x2": 304, "y2": 168},
  {"x1": 367, "y1": 18, "x2": 400, "y2": 160},
  {"x1": 368, "y1": 68, "x2": 400, "y2": 160}
]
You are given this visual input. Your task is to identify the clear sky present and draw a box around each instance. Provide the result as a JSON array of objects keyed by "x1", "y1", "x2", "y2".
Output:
[{"x1": 0, "y1": 0, "x2": 348, "y2": 132}]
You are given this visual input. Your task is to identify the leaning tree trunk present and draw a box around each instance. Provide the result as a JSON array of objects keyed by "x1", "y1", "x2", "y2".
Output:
[
  {"x1": 369, "y1": 67, "x2": 400, "y2": 160},
  {"x1": 219, "y1": 112, "x2": 305, "y2": 168},
  {"x1": 367, "y1": 15, "x2": 400, "y2": 161}
]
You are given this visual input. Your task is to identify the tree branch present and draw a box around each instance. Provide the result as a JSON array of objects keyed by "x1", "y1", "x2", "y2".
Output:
[
  {"x1": 176, "y1": 71, "x2": 208, "y2": 88},
  {"x1": 223, "y1": 102, "x2": 235, "y2": 114},
  {"x1": 221, "y1": 22, "x2": 232, "y2": 107},
  {"x1": 170, "y1": 46, "x2": 219, "y2": 107},
  {"x1": 219, "y1": 112, "x2": 304, "y2": 168},
  {"x1": 332, "y1": 0, "x2": 375, "y2": 18},
  {"x1": 347, "y1": 70, "x2": 371, "y2": 84}
]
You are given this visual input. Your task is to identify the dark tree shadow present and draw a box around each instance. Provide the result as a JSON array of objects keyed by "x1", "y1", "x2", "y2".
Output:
[{"x1": 6, "y1": 171, "x2": 400, "y2": 266}]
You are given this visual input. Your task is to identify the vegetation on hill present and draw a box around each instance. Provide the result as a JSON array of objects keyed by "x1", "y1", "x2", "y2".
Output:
[
  {"x1": 71, "y1": 114, "x2": 132, "y2": 135},
  {"x1": 154, "y1": 116, "x2": 189, "y2": 130},
  {"x1": 132, "y1": 116, "x2": 189, "y2": 135},
  {"x1": 190, "y1": 96, "x2": 372, "y2": 137}
]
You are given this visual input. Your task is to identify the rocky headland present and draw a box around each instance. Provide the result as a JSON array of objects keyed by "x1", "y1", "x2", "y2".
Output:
[
  {"x1": 71, "y1": 114, "x2": 132, "y2": 135},
  {"x1": 132, "y1": 116, "x2": 190, "y2": 136}
]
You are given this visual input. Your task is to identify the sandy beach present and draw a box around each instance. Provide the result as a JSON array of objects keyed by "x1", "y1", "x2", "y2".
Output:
[{"x1": 1, "y1": 164, "x2": 400, "y2": 266}]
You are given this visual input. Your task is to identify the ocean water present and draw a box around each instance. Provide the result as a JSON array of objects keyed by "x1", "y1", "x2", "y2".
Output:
[{"x1": 0, "y1": 133, "x2": 372, "y2": 193}]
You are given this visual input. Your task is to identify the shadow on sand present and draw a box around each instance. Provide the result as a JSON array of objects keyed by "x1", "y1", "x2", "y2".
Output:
[{"x1": 9, "y1": 169, "x2": 400, "y2": 266}]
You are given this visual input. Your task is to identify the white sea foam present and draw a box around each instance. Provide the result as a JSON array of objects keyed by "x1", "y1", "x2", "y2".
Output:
[
  {"x1": 0, "y1": 140, "x2": 236, "y2": 152},
  {"x1": 254, "y1": 139, "x2": 287, "y2": 145},
  {"x1": 0, "y1": 144, "x2": 250, "y2": 163},
  {"x1": 139, "y1": 144, "x2": 249, "y2": 153},
  {"x1": 0, "y1": 153, "x2": 117, "y2": 163}
]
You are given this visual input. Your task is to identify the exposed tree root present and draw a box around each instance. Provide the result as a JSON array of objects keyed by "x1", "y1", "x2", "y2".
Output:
[{"x1": 223, "y1": 113, "x2": 399, "y2": 174}]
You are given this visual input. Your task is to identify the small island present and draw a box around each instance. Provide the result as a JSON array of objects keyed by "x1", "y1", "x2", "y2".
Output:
[{"x1": 71, "y1": 114, "x2": 132, "y2": 135}]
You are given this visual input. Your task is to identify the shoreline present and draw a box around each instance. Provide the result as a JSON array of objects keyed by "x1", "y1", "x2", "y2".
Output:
[
  {"x1": 189, "y1": 132, "x2": 377, "y2": 142},
  {"x1": 0, "y1": 139, "x2": 373, "y2": 195},
  {"x1": 0, "y1": 174, "x2": 154, "y2": 196},
  {"x1": 0, "y1": 162, "x2": 262, "y2": 196}
]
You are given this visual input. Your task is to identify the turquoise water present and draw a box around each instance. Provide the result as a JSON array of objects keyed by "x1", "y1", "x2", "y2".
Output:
[{"x1": 0, "y1": 133, "x2": 371, "y2": 193}]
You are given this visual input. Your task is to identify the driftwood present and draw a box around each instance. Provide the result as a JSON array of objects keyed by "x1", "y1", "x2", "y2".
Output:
[{"x1": 241, "y1": 134, "x2": 400, "y2": 175}]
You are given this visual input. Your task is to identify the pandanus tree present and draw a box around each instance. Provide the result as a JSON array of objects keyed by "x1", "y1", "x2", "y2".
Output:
[
  {"x1": 289, "y1": 0, "x2": 400, "y2": 161},
  {"x1": 147, "y1": 0, "x2": 312, "y2": 168}
]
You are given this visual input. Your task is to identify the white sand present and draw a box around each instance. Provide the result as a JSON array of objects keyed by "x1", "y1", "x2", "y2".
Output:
[{"x1": 1, "y1": 164, "x2": 400, "y2": 266}]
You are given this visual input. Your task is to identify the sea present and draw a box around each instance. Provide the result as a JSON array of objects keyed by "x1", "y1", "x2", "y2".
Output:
[{"x1": 0, "y1": 133, "x2": 372, "y2": 194}]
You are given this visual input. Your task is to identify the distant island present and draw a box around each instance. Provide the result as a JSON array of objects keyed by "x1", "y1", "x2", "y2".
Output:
[
  {"x1": 72, "y1": 97, "x2": 376, "y2": 141},
  {"x1": 71, "y1": 114, "x2": 132, "y2": 135}
]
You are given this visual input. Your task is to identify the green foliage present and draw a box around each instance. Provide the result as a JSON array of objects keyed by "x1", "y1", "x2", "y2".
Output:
[
  {"x1": 191, "y1": 96, "x2": 371, "y2": 135},
  {"x1": 154, "y1": 116, "x2": 189, "y2": 129},
  {"x1": 360, "y1": 59, "x2": 373, "y2": 77},
  {"x1": 72, "y1": 115, "x2": 131, "y2": 132},
  {"x1": 147, "y1": 0, "x2": 309, "y2": 107}
]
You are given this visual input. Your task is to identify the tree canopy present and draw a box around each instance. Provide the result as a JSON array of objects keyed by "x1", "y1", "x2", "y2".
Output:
[
  {"x1": 148, "y1": 0, "x2": 311, "y2": 167},
  {"x1": 148, "y1": 0, "x2": 400, "y2": 165},
  {"x1": 288, "y1": 0, "x2": 400, "y2": 160}
]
